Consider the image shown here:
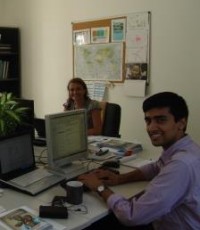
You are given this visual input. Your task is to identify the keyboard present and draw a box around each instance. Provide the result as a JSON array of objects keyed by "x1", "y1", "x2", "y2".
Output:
[
  {"x1": 27, "y1": 174, "x2": 64, "y2": 194},
  {"x1": 11, "y1": 168, "x2": 53, "y2": 187}
]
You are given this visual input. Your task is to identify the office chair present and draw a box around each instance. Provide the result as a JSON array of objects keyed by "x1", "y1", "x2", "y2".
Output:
[{"x1": 100, "y1": 102, "x2": 121, "y2": 138}]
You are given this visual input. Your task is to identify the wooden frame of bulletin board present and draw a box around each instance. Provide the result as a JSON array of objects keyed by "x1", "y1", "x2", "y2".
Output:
[{"x1": 72, "y1": 12, "x2": 151, "y2": 83}]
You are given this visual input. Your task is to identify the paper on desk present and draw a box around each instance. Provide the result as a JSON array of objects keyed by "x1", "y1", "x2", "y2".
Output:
[
  {"x1": 94, "y1": 139, "x2": 143, "y2": 156},
  {"x1": 121, "y1": 158, "x2": 154, "y2": 168},
  {"x1": 0, "y1": 206, "x2": 5, "y2": 214},
  {"x1": 0, "y1": 206, "x2": 66, "y2": 230},
  {"x1": 88, "y1": 136, "x2": 108, "y2": 144},
  {"x1": 119, "y1": 154, "x2": 137, "y2": 163},
  {"x1": 87, "y1": 151, "x2": 116, "y2": 161}
]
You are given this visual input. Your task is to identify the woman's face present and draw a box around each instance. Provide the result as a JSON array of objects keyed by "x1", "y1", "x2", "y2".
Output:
[{"x1": 68, "y1": 82, "x2": 86, "y2": 101}]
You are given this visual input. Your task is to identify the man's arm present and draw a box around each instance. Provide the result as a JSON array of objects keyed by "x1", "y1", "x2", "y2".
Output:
[
  {"x1": 117, "y1": 168, "x2": 147, "y2": 184},
  {"x1": 78, "y1": 168, "x2": 147, "y2": 202},
  {"x1": 99, "y1": 168, "x2": 147, "y2": 201}
]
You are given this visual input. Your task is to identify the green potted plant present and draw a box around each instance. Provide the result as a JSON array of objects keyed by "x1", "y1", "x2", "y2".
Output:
[{"x1": 0, "y1": 92, "x2": 29, "y2": 137}]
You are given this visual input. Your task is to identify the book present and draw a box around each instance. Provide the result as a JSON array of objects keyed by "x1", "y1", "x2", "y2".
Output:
[{"x1": 0, "y1": 206, "x2": 53, "y2": 230}]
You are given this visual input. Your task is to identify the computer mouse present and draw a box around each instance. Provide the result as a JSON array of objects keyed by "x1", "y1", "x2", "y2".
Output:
[{"x1": 101, "y1": 160, "x2": 120, "y2": 168}]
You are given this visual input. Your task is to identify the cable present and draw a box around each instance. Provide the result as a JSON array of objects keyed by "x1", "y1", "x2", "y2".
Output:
[{"x1": 35, "y1": 148, "x2": 48, "y2": 165}]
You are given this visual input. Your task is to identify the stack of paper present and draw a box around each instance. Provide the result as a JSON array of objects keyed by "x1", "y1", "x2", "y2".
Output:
[{"x1": 95, "y1": 139, "x2": 143, "y2": 157}]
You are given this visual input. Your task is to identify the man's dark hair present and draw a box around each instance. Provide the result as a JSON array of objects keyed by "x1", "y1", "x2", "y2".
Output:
[{"x1": 142, "y1": 92, "x2": 189, "y2": 122}]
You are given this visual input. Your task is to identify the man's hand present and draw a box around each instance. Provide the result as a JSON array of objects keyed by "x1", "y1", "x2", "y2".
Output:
[
  {"x1": 78, "y1": 169, "x2": 116, "y2": 201},
  {"x1": 77, "y1": 168, "x2": 120, "y2": 191},
  {"x1": 93, "y1": 168, "x2": 120, "y2": 186},
  {"x1": 77, "y1": 172, "x2": 103, "y2": 192}
]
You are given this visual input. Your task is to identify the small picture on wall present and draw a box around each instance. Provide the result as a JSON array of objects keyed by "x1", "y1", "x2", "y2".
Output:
[
  {"x1": 73, "y1": 29, "x2": 90, "y2": 45},
  {"x1": 125, "y1": 63, "x2": 148, "y2": 81},
  {"x1": 111, "y1": 18, "x2": 126, "y2": 42},
  {"x1": 91, "y1": 27, "x2": 110, "y2": 43}
]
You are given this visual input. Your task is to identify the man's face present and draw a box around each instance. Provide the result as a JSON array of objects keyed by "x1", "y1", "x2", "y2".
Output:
[{"x1": 144, "y1": 107, "x2": 186, "y2": 150}]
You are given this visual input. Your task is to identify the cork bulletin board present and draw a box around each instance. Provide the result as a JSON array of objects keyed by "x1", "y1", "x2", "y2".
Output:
[{"x1": 72, "y1": 12, "x2": 151, "y2": 84}]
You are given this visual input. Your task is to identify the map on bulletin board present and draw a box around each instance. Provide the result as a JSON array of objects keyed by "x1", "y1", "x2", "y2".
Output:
[{"x1": 74, "y1": 43, "x2": 124, "y2": 82}]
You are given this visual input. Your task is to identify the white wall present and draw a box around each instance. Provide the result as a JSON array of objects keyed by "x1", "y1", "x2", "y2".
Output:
[
  {"x1": 0, "y1": 0, "x2": 5, "y2": 22},
  {"x1": 1, "y1": 0, "x2": 200, "y2": 154}
]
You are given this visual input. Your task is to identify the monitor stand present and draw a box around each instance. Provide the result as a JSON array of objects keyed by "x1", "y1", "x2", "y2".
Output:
[{"x1": 49, "y1": 162, "x2": 88, "y2": 180}]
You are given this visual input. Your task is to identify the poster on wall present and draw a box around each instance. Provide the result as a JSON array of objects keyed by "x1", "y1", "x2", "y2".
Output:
[
  {"x1": 125, "y1": 12, "x2": 150, "y2": 85},
  {"x1": 111, "y1": 18, "x2": 126, "y2": 42},
  {"x1": 72, "y1": 11, "x2": 150, "y2": 92},
  {"x1": 91, "y1": 27, "x2": 110, "y2": 43},
  {"x1": 125, "y1": 63, "x2": 147, "y2": 80},
  {"x1": 73, "y1": 29, "x2": 90, "y2": 45},
  {"x1": 74, "y1": 43, "x2": 124, "y2": 82}
]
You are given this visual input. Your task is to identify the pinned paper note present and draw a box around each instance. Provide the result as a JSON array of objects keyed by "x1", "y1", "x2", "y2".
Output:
[
  {"x1": 123, "y1": 80, "x2": 146, "y2": 97},
  {"x1": 86, "y1": 81, "x2": 106, "y2": 101}
]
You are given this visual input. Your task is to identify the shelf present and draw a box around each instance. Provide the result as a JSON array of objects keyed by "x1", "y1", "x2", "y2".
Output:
[{"x1": 0, "y1": 27, "x2": 20, "y2": 97}]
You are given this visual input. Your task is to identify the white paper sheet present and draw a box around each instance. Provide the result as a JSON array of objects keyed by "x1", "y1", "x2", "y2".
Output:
[{"x1": 123, "y1": 80, "x2": 146, "y2": 97}]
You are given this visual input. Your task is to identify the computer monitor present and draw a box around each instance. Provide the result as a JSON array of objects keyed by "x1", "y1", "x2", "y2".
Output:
[{"x1": 45, "y1": 109, "x2": 88, "y2": 169}]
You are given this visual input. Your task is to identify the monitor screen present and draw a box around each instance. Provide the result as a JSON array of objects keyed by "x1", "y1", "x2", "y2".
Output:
[{"x1": 45, "y1": 109, "x2": 88, "y2": 169}]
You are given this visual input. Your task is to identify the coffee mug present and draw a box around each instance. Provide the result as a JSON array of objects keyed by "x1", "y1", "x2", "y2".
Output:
[{"x1": 66, "y1": 181, "x2": 83, "y2": 205}]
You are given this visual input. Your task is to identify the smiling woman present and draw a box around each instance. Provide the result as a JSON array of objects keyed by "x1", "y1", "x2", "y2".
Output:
[{"x1": 63, "y1": 77, "x2": 102, "y2": 136}]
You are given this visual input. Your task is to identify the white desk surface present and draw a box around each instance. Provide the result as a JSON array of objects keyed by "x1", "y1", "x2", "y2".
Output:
[{"x1": 0, "y1": 144, "x2": 159, "y2": 230}]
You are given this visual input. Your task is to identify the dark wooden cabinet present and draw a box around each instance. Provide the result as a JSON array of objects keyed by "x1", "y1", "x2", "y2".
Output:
[{"x1": 0, "y1": 27, "x2": 20, "y2": 97}]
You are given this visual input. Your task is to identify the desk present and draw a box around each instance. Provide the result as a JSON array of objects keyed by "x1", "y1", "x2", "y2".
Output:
[{"x1": 0, "y1": 146, "x2": 158, "y2": 230}]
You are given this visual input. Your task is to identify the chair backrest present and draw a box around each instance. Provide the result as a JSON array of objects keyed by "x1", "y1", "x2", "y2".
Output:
[{"x1": 100, "y1": 102, "x2": 121, "y2": 138}]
